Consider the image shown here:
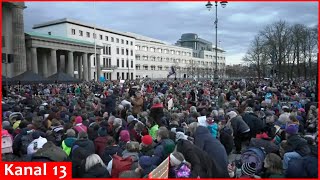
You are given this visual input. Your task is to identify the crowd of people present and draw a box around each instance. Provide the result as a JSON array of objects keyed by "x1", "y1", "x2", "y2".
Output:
[{"x1": 1, "y1": 78, "x2": 318, "y2": 178}]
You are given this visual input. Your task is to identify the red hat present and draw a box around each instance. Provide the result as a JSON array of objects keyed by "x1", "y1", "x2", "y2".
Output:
[{"x1": 141, "y1": 135, "x2": 153, "y2": 145}]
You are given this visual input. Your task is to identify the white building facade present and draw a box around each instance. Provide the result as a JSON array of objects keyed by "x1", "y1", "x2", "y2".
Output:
[
  {"x1": 32, "y1": 19, "x2": 226, "y2": 80},
  {"x1": 33, "y1": 18, "x2": 136, "y2": 81}
]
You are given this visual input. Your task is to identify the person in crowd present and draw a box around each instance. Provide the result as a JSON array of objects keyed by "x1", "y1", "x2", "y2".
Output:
[
  {"x1": 94, "y1": 127, "x2": 110, "y2": 156},
  {"x1": 261, "y1": 153, "x2": 285, "y2": 178},
  {"x1": 83, "y1": 154, "x2": 111, "y2": 178},
  {"x1": 169, "y1": 152, "x2": 191, "y2": 178},
  {"x1": 139, "y1": 135, "x2": 154, "y2": 156}
]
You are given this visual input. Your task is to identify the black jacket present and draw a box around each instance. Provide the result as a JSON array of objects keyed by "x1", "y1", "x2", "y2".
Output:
[
  {"x1": 219, "y1": 128, "x2": 234, "y2": 155},
  {"x1": 230, "y1": 115, "x2": 250, "y2": 136},
  {"x1": 104, "y1": 94, "x2": 116, "y2": 114},
  {"x1": 193, "y1": 126, "x2": 229, "y2": 178},
  {"x1": 286, "y1": 134, "x2": 311, "y2": 156},
  {"x1": 83, "y1": 164, "x2": 111, "y2": 178},
  {"x1": 242, "y1": 112, "x2": 264, "y2": 137},
  {"x1": 73, "y1": 139, "x2": 95, "y2": 155},
  {"x1": 102, "y1": 145, "x2": 123, "y2": 163},
  {"x1": 176, "y1": 139, "x2": 215, "y2": 178}
]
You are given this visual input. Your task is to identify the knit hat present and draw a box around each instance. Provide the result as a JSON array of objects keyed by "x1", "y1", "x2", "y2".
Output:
[
  {"x1": 241, "y1": 162, "x2": 256, "y2": 176},
  {"x1": 78, "y1": 131, "x2": 88, "y2": 139},
  {"x1": 141, "y1": 135, "x2": 153, "y2": 145},
  {"x1": 285, "y1": 124, "x2": 299, "y2": 135},
  {"x1": 98, "y1": 127, "x2": 107, "y2": 137},
  {"x1": 127, "y1": 115, "x2": 135, "y2": 124},
  {"x1": 66, "y1": 129, "x2": 76, "y2": 137},
  {"x1": 119, "y1": 130, "x2": 130, "y2": 142},
  {"x1": 139, "y1": 156, "x2": 153, "y2": 169},
  {"x1": 75, "y1": 116, "x2": 83, "y2": 124},
  {"x1": 2, "y1": 121, "x2": 11, "y2": 129}
]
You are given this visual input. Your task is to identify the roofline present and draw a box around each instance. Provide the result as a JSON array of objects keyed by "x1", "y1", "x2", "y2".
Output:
[{"x1": 33, "y1": 18, "x2": 136, "y2": 39}]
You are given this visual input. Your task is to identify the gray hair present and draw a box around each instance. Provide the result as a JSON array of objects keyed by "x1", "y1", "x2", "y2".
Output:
[
  {"x1": 189, "y1": 106, "x2": 197, "y2": 113},
  {"x1": 153, "y1": 98, "x2": 161, "y2": 104},
  {"x1": 85, "y1": 154, "x2": 106, "y2": 172}
]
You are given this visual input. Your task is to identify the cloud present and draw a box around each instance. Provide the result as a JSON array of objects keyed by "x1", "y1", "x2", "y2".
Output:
[{"x1": 23, "y1": 2, "x2": 318, "y2": 64}]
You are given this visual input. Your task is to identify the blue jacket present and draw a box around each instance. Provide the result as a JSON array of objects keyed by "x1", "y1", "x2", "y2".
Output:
[{"x1": 207, "y1": 123, "x2": 218, "y2": 138}]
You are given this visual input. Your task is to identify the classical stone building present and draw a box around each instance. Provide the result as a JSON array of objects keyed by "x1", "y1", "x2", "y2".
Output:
[
  {"x1": 25, "y1": 32, "x2": 102, "y2": 80},
  {"x1": 2, "y1": 2, "x2": 27, "y2": 78}
]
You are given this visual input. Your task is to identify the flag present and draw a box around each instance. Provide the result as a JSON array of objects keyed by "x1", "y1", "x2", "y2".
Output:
[{"x1": 167, "y1": 66, "x2": 176, "y2": 78}]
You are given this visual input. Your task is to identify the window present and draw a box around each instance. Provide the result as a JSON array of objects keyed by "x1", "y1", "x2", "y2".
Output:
[
  {"x1": 130, "y1": 41, "x2": 133, "y2": 46},
  {"x1": 111, "y1": 37, "x2": 114, "y2": 42},
  {"x1": 131, "y1": 50, "x2": 133, "y2": 56},
  {"x1": 48, "y1": 32, "x2": 51, "y2": 35},
  {"x1": 121, "y1": 39, "x2": 124, "y2": 44},
  {"x1": 122, "y1": 72, "x2": 124, "y2": 80},
  {"x1": 131, "y1": 73, "x2": 133, "y2": 80},
  {"x1": 142, "y1": 46, "x2": 148, "y2": 51},
  {"x1": 143, "y1": 65, "x2": 148, "y2": 70},
  {"x1": 176, "y1": 51, "x2": 180, "y2": 55},
  {"x1": 131, "y1": 60, "x2": 133, "y2": 68},
  {"x1": 117, "y1": 59, "x2": 120, "y2": 67},
  {"x1": 171, "y1": 50, "x2": 175, "y2": 54},
  {"x1": 151, "y1": 66, "x2": 155, "y2": 70},
  {"x1": 117, "y1": 72, "x2": 120, "y2": 79},
  {"x1": 121, "y1": 48, "x2": 124, "y2": 55},
  {"x1": 100, "y1": 35, "x2": 103, "y2": 40},
  {"x1": 135, "y1": 45, "x2": 140, "y2": 50},
  {"x1": 150, "y1": 47, "x2": 155, "y2": 52},
  {"x1": 164, "y1": 49, "x2": 168, "y2": 54},
  {"x1": 86, "y1": 32, "x2": 90, "y2": 37},
  {"x1": 109, "y1": 47, "x2": 111, "y2": 55},
  {"x1": 158, "y1": 66, "x2": 162, "y2": 71},
  {"x1": 93, "y1": 57, "x2": 96, "y2": 66},
  {"x1": 136, "y1": 65, "x2": 140, "y2": 70},
  {"x1": 105, "y1": 36, "x2": 108, "y2": 41},
  {"x1": 122, "y1": 59, "x2": 124, "y2": 67},
  {"x1": 126, "y1": 59, "x2": 129, "y2": 67},
  {"x1": 103, "y1": 46, "x2": 107, "y2": 54},
  {"x1": 136, "y1": 55, "x2": 140, "y2": 60},
  {"x1": 79, "y1": 30, "x2": 83, "y2": 36},
  {"x1": 116, "y1": 38, "x2": 119, "y2": 43},
  {"x1": 126, "y1": 49, "x2": 129, "y2": 56},
  {"x1": 71, "y1": 29, "x2": 75, "y2": 35},
  {"x1": 116, "y1": 47, "x2": 120, "y2": 54},
  {"x1": 126, "y1": 40, "x2": 129, "y2": 45},
  {"x1": 158, "y1": 48, "x2": 162, "y2": 53}
]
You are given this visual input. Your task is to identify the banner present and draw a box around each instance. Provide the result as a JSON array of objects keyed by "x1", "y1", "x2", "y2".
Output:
[{"x1": 148, "y1": 156, "x2": 169, "y2": 179}]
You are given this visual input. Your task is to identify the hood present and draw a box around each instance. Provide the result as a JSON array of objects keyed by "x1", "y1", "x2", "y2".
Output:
[
  {"x1": 74, "y1": 139, "x2": 91, "y2": 148},
  {"x1": 64, "y1": 137, "x2": 77, "y2": 147},
  {"x1": 122, "y1": 151, "x2": 139, "y2": 162},
  {"x1": 86, "y1": 164, "x2": 109, "y2": 177},
  {"x1": 151, "y1": 103, "x2": 163, "y2": 109},
  {"x1": 194, "y1": 126, "x2": 210, "y2": 136}
]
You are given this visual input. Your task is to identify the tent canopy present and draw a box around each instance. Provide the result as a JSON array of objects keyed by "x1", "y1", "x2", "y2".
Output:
[
  {"x1": 47, "y1": 72, "x2": 82, "y2": 83},
  {"x1": 10, "y1": 71, "x2": 47, "y2": 85}
]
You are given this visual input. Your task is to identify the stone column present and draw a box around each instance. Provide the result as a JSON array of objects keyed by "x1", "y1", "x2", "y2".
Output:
[
  {"x1": 42, "y1": 51, "x2": 48, "y2": 77},
  {"x1": 83, "y1": 53, "x2": 88, "y2": 81},
  {"x1": 67, "y1": 51, "x2": 74, "y2": 76},
  {"x1": 26, "y1": 48, "x2": 32, "y2": 71},
  {"x1": 78, "y1": 56, "x2": 82, "y2": 80},
  {"x1": 87, "y1": 54, "x2": 91, "y2": 81},
  {"x1": 50, "y1": 49, "x2": 58, "y2": 75},
  {"x1": 31, "y1": 47, "x2": 38, "y2": 74},
  {"x1": 96, "y1": 55, "x2": 101, "y2": 81},
  {"x1": 74, "y1": 55, "x2": 79, "y2": 78},
  {"x1": 12, "y1": 4, "x2": 27, "y2": 76}
]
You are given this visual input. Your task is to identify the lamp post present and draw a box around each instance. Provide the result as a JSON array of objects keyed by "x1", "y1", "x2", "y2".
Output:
[{"x1": 206, "y1": 1, "x2": 227, "y2": 86}]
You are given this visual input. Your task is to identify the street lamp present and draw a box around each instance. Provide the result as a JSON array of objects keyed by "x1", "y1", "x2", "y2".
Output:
[{"x1": 206, "y1": 1, "x2": 227, "y2": 85}]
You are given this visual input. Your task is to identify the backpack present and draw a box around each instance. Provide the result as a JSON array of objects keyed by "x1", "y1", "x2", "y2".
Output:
[
  {"x1": 20, "y1": 132, "x2": 34, "y2": 155},
  {"x1": 2, "y1": 130, "x2": 13, "y2": 154},
  {"x1": 240, "y1": 147, "x2": 266, "y2": 174},
  {"x1": 111, "y1": 154, "x2": 133, "y2": 178}
]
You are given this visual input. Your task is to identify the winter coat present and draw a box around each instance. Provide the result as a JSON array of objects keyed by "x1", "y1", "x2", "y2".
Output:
[
  {"x1": 132, "y1": 97, "x2": 144, "y2": 115},
  {"x1": 94, "y1": 136, "x2": 110, "y2": 156},
  {"x1": 249, "y1": 138, "x2": 279, "y2": 154},
  {"x1": 104, "y1": 94, "x2": 116, "y2": 114},
  {"x1": 72, "y1": 139, "x2": 95, "y2": 156},
  {"x1": 149, "y1": 103, "x2": 165, "y2": 126},
  {"x1": 286, "y1": 134, "x2": 311, "y2": 156},
  {"x1": 176, "y1": 139, "x2": 214, "y2": 178},
  {"x1": 285, "y1": 155, "x2": 318, "y2": 178},
  {"x1": 152, "y1": 139, "x2": 175, "y2": 165},
  {"x1": 207, "y1": 123, "x2": 218, "y2": 138},
  {"x1": 230, "y1": 115, "x2": 250, "y2": 136},
  {"x1": 242, "y1": 112, "x2": 264, "y2": 138},
  {"x1": 122, "y1": 150, "x2": 139, "y2": 162},
  {"x1": 148, "y1": 124, "x2": 159, "y2": 140},
  {"x1": 61, "y1": 137, "x2": 77, "y2": 156},
  {"x1": 140, "y1": 144, "x2": 155, "y2": 157},
  {"x1": 102, "y1": 145, "x2": 123, "y2": 163},
  {"x1": 193, "y1": 126, "x2": 229, "y2": 178},
  {"x1": 83, "y1": 164, "x2": 111, "y2": 178},
  {"x1": 31, "y1": 141, "x2": 68, "y2": 162},
  {"x1": 219, "y1": 128, "x2": 234, "y2": 155}
]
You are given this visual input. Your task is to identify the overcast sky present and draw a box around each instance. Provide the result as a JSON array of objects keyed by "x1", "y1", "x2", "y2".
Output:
[{"x1": 24, "y1": 2, "x2": 318, "y2": 65}]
